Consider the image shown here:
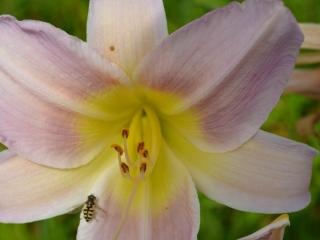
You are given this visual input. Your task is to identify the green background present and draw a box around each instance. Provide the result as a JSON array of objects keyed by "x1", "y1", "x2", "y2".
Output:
[{"x1": 0, "y1": 0, "x2": 319, "y2": 239}]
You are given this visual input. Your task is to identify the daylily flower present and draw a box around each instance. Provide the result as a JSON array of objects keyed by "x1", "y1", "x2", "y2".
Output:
[
  {"x1": 239, "y1": 214, "x2": 290, "y2": 240},
  {"x1": 287, "y1": 67, "x2": 320, "y2": 99},
  {"x1": 0, "y1": 0, "x2": 317, "y2": 239},
  {"x1": 286, "y1": 65, "x2": 320, "y2": 138},
  {"x1": 285, "y1": 23, "x2": 320, "y2": 134},
  {"x1": 286, "y1": 23, "x2": 320, "y2": 98},
  {"x1": 300, "y1": 23, "x2": 320, "y2": 50}
]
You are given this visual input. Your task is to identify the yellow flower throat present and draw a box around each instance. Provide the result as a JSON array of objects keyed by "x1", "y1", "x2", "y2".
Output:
[{"x1": 77, "y1": 85, "x2": 200, "y2": 183}]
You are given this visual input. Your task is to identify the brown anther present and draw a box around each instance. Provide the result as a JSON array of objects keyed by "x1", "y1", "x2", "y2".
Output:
[
  {"x1": 122, "y1": 129, "x2": 129, "y2": 138},
  {"x1": 137, "y1": 142, "x2": 145, "y2": 153},
  {"x1": 140, "y1": 162, "x2": 147, "y2": 174},
  {"x1": 142, "y1": 150, "x2": 149, "y2": 158},
  {"x1": 111, "y1": 144, "x2": 124, "y2": 156},
  {"x1": 120, "y1": 162, "x2": 130, "y2": 175}
]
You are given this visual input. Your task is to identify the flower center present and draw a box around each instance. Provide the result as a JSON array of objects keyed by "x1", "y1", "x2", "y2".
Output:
[{"x1": 111, "y1": 106, "x2": 162, "y2": 181}]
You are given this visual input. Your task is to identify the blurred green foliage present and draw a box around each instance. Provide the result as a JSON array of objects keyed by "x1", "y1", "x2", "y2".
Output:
[{"x1": 0, "y1": 0, "x2": 319, "y2": 239}]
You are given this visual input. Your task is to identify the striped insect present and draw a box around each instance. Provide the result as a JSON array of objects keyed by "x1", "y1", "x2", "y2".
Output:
[{"x1": 82, "y1": 194, "x2": 97, "y2": 222}]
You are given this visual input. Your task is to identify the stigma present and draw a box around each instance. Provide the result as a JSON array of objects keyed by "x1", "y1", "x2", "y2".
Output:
[{"x1": 111, "y1": 129, "x2": 150, "y2": 181}]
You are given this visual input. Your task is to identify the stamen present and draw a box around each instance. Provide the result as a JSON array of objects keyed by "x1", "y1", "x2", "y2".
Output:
[
  {"x1": 122, "y1": 129, "x2": 132, "y2": 166},
  {"x1": 112, "y1": 130, "x2": 152, "y2": 181},
  {"x1": 137, "y1": 142, "x2": 145, "y2": 153},
  {"x1": 111, "y1": 144, "x2": 124, "y2": 156},
  {"x1": 120, "y1": 162, "x2": 130, "y2": 178},
  {"x1": 142, "y1": 150, "x2": 149, "y2": 158},
  {"x1": 122, "y1": 129, "x2": 129, "y2": 139},
  {"x1": 140, "y1": 162, "x2": 147, "y2": 175}
]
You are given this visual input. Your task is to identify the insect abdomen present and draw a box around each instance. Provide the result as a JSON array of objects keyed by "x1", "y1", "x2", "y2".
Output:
[{"x1": 83, "y1": 203, "x2": 95, "y2": 222}]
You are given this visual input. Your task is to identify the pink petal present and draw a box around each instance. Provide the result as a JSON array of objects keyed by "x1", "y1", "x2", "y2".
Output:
[
  {"x1": 77, "y1": 147, "x2": 199, "y2": 240},
  {"x1": 239, "y1": 214, "x2": 290, "y2": 240},
  {"x1": 166, "y1": 129, "x2": 316, "y2": 213},
  {"x1": 87, "y1": 0, "x2": 168, "y2": 76},
  {"x1": 0, "y1": 16, "x2": 127, "y2": 108},
  {"x1": 0, "y1": 16, "x2": 126, "y2": 168},
  {"x1": 0, "y1": 150, "x2": 104, "y2": 223},
  {"x1": 136, "y1": 0, "x2": 303, "y2": 152}
]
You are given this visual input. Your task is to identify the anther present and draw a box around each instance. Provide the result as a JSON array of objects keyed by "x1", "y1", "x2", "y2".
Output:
[
  {"x1": 120, "y1": 162, "x2": 130, "y2": 176},
  {"x1": 111, "y1": 144, "x2": 124, "y2": 156},
  {"x1": 137, "y1": 142, "x2": 145, "y2": 153},
  {"x1": 140, "y1": 162, "x2": 147, "y2": 174},
  {"x1": 142, "y1": 150, "x2": 149, "y2": 158},
  {"x1": 122, "y1": 129, "x2": 129, "y2": 138}
]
